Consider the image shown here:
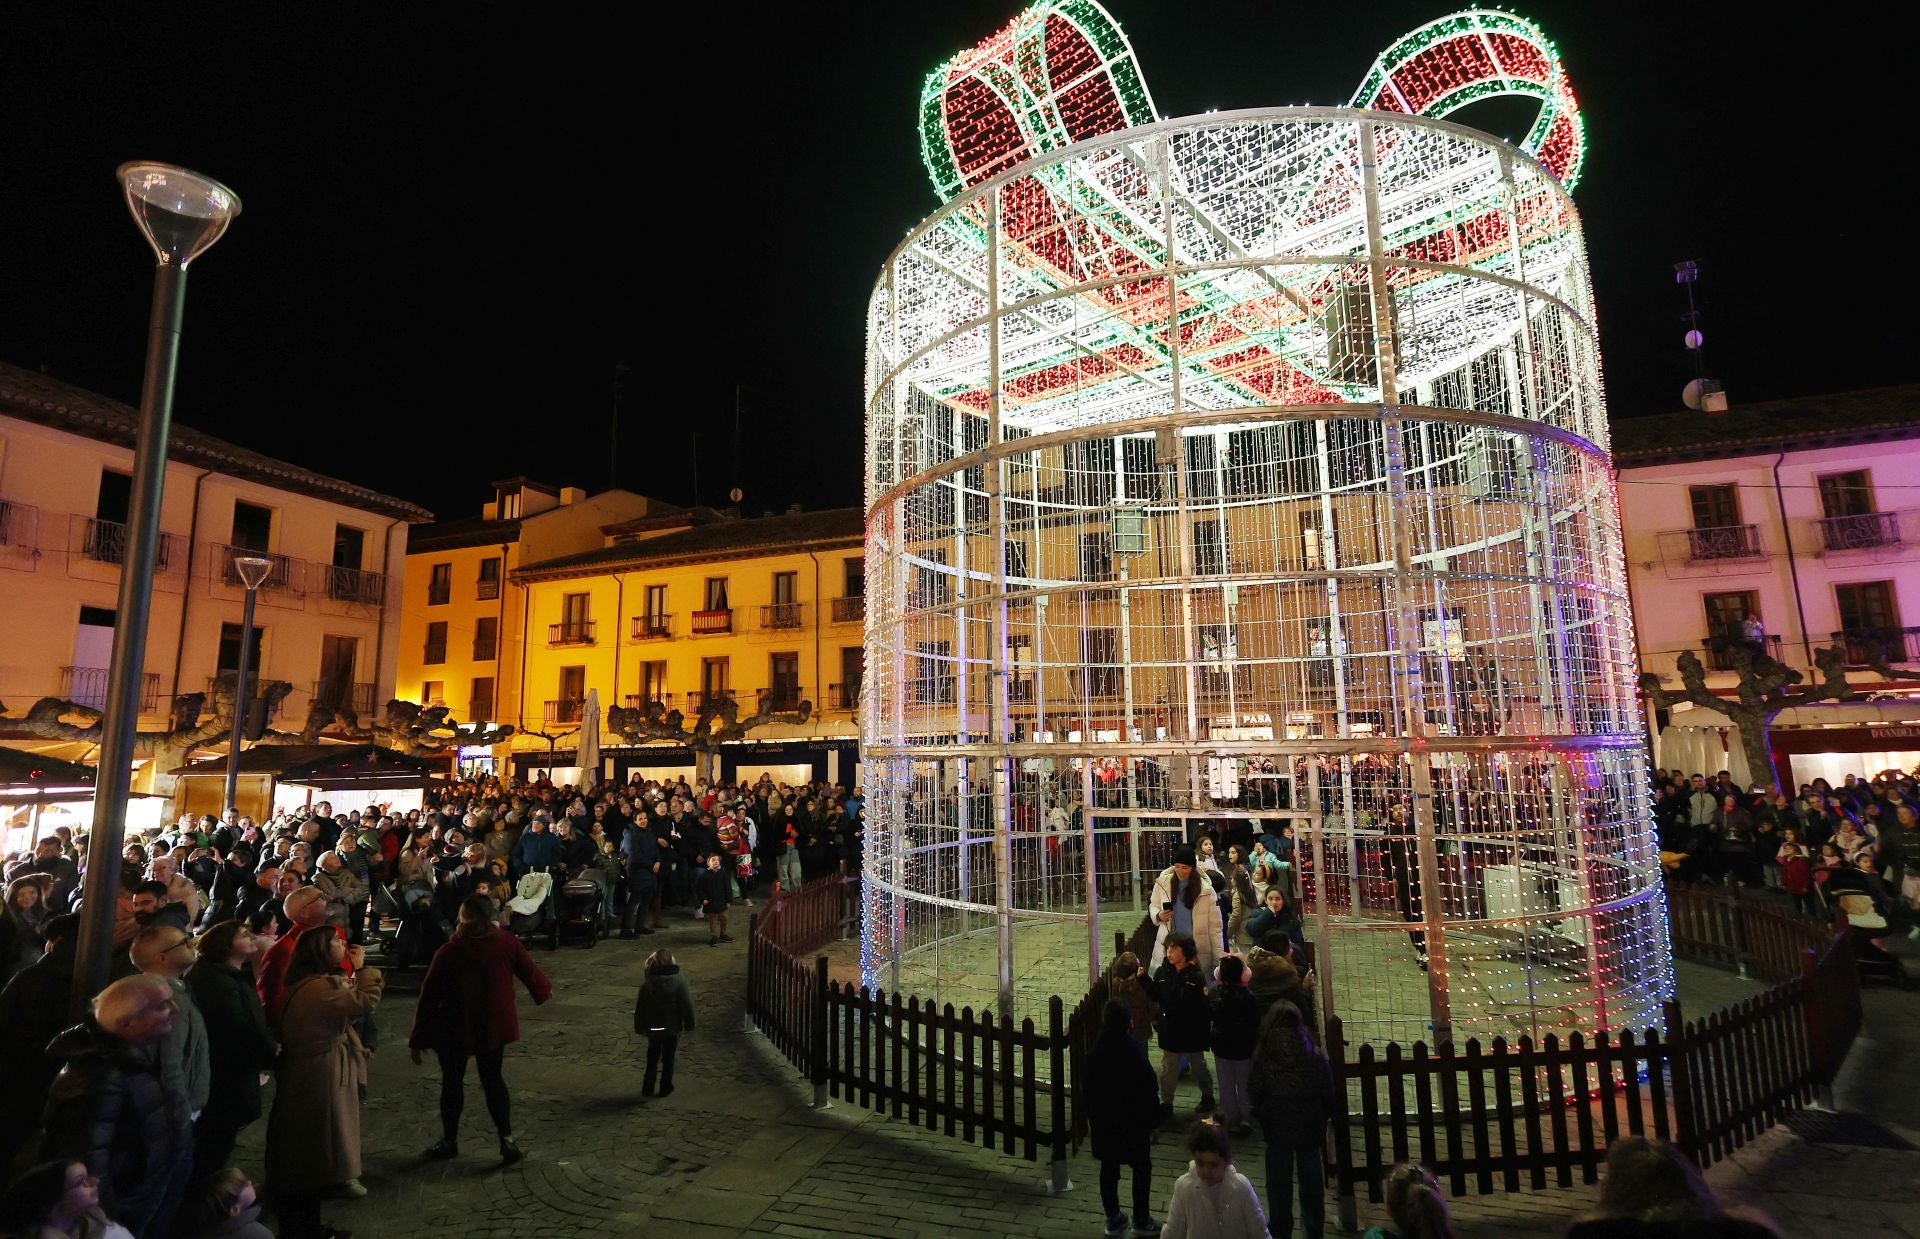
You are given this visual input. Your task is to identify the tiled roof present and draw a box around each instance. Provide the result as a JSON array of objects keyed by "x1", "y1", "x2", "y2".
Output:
[
  {"x1": 515, "y1": 507, "x2": 864, "y2": 580},
  {"x1": 407, "y1": 515, "x2": 522, "y2": 553},
  {"x1": 1611, "y1": 384, "x2": 1920, "y2": 467},
  {"x1": 0, "y1": 361, "x2": 433, "y2": 521}
]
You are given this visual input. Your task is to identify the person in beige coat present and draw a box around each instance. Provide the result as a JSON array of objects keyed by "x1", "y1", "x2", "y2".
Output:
[
  {"x1": 1149, "y1": 849, "x2": 1226, "y2": 978},
  {"x1": 264, "y1": 928, "x2": 382, "y2": 1239}
]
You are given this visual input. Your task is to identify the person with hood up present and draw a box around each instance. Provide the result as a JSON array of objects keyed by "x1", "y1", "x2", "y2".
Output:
[
  {"x1": 633, "y1": 948, "x2": 695, "y2": 1097},
  {"x1": 1248, "y1": 1002, "x2": 1335, "y2": 1239},
  {"x1": 0, "y1": 913, "x2": 81, "y2": 1173}
]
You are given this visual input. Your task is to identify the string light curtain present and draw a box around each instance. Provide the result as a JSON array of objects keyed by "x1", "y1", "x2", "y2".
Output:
[{"x1": 863, "y1": 3, "x2": 1670, "y2": 1051}]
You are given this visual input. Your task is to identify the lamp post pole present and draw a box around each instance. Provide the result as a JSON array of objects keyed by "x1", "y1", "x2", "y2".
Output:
[
  {"x1": 73, "y1": 163, "x2": 239, "y2": 1013},
  {"x1": 223, "y1": 555, "x2": 273, "y2": 816}
]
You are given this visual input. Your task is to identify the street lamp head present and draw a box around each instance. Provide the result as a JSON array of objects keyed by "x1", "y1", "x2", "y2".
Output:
[
  {"x1": 229, "y1": 552, "x2": 274, "y2": 591},
  {"x1": 118, "y1": 162, "x2": 241, "y2": 267}
]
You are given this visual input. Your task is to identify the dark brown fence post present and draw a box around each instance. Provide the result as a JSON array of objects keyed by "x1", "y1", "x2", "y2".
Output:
[
  {"x1": 1729, "y1": 885, "x2": 1749, "y2": 979},
  {"x1": 1049, "y1": 995, "x2": 1071, "y2": 1194},
  {"x1": 811, "y1": 953, "x2": 831, "y2": 1110},
  {"x1": 746, "y1": 912, "x2": 759, "y2": 1028},
  {"x1": 1799, "y1": 948, "x2": 1834, "y2": 1109},
  {"x1": 1327, "y1": 1015, "x2": 1359, "y2": 1232},
  {"x1": 1663, "y1": 1000, "x2": 1699, "y2": 1165}
]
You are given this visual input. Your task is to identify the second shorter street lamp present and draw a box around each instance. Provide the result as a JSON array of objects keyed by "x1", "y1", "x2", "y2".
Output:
[{"x1": 223, "y1": 552, "x2": 275, "y2": 816}]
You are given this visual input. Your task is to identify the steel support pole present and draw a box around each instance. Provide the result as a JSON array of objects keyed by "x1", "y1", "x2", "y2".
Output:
[
  {"x1": 1359, "y1": 121, "x2": 1451, "y2": 1046},
  {"x1": 75, "y1": 261, "x2": 188, "y2": 1014},
  {"x1": 223, "y1": 585, "x2": 259, "y2": 815},
  {"x1": 985, "y1": 190, "x2": 1016, "y2": 1017}
]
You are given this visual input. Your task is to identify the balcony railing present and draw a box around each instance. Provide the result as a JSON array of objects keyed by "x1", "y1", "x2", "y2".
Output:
[
  {"x1": 78, "y1": 517, "x2": 179, "y2": 571},
  {"x1": 830, "y1": 595, "x2": 865, "y2": 624},
  {"x1": 312, "y1": 680, "x2": 377, "y2": 716},
  {"x1": 624, "y1": 693, "x2": 672, "y2": 714},
  {"x1": 549, "y1": 621, "x2": 596, "y2": 647},
  {"x1": 827, "y1": 682, "x2": 860, "y2": 710},
  {"x1": 422, "y1": 640, "x2": 447, "y2": 665},
  {"x1": 1702, "y1": 631, "x2": 1784, "y2": 671},
  {"x1": 0, "y1": 499, "x2": 32, "y2": 547},
  {"x1": 1682, "y1": 523, "x2": 1764, "y2": 561},
  {"x1": 545, "y1": 698, "x2": 585, "y2": 724},
  {"x1": 217, "y1": 545, "x2": 301, "y2": 593},
  {"x1": 761, "y1": 602, "x2": 805, "y2": 630},
  {"x1": 685, "y1": 689, "x2": 736, "y2": 714},
  {"x1": 632, "y1": 614, "x2": 674, "y2": 639},
  {"x1": 61, "y1": 666, "x2": 161, "y2": 711},
  {"x1": 1817, "y1": 511, "x2": 1903, "y2": 553},
  {"x1": 322, "y1": 564, "x2": 385, "y2": 606},
  {"x1": 758, "y1": 685, "x2": 807, "y2": 712},
  {"x1": 1833, "y1": 627, "x2": 1920, "y2": 667},
  {"x1": 691, "y1": 609, "x2": 733, "y2": 635},
  {"x1": 477, "y1": 578, "x2": 501, "y2": 601},
  {"x1": 907, "y1": 678, "x2": 957, "y2": 705}
]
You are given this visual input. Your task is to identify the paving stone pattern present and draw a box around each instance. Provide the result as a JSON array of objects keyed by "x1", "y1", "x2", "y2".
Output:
[{"x1": 232, "y1": 905, "x2": 1920, "y2": 1239}]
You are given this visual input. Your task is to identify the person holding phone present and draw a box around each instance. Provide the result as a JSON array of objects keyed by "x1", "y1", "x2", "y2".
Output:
[{"x1": 1149, "y1": 848, "x2": 1225, "y2": 977}]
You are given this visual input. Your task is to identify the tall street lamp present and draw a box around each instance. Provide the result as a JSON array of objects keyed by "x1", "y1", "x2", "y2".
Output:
[
  {"x1": 223, "y1": 552, "x2": 274, "y2": 816},
  {"x1": 75, "y1": 163, "x2": 240, "y2": 1010}
]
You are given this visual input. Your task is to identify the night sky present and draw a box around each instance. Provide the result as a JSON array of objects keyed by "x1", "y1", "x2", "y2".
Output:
[{"x1": 1, "y1": 2, "x2": 1902, "y2": 523}]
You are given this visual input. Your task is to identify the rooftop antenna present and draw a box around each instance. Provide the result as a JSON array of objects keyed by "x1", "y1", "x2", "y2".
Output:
[
  {"x1": 1674, "y1": 260, "x2": 1728, "y2": 413},
  {"x1": 728, "y1": 384, "x2": 744, "y2": 506}
]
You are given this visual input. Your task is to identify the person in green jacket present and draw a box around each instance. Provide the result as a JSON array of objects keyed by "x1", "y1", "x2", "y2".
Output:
[{"x1": 634, "y1": 949, "x2": 695, "y2": 1097}]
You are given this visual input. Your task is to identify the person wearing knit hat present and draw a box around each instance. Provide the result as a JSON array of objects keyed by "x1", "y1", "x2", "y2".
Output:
[{"x1": 1149, "y1": 846, "x2": 1225, "y2": 977}]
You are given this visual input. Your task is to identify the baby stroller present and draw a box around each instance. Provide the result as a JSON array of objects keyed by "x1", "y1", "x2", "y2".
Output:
[
  {"x1": 506, "y1": 870, "x2": 556, "y2": 947},
  {"x1": 1834, "y1": 893, "x2": 1910, "y2": 988},
  {"x1": 553, "y1": 871, "x2": 605, "y2": 950}
]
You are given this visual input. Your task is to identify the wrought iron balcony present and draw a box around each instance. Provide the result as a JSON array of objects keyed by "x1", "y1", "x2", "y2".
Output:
[
  {"x1": 476, "y1": 578, "x2": 501, "y2": 601},
  {"x1": 1832, "y1": 627, "x2": 1920, "y2": 667},
  {"x1": 0, "y1": 499, "x2": 31, "y2": 547},
  {"x1": 78, "y1": 517, "x2": 179, "y2": 571},
  {"x1": 830, "y1": 595, "x2": 865, "y2": 624},
  {"x1": 204, "y1": 675, "x2": 286, "y2": 720},
  {"x1": 548, "y1": 621, "x2": 595, "y2": 647},
  {"x1": 827, "y1": 682, "x2": 860, "y2": 710},
  {"x1": 758, "y1": 685, "x2": 807, "y2": 713},
  {"x1": 61, "y1": 666, "x2": 161, "y2": 711},
  {"x1": 907, "y1": 677, "x2": 957, "y2": 705},
  {"x1": 1701, "y1": 631, "x2": 1783, "y2": 671},
  {"x1": 422, "y1": 639, "x2": 447, "y2": 665},
  {"x1": 761, "y1": 602, "x2": 805, "y2": 630},
  {"x1": 322, "y1": 564, "x2": 385, "y2": 605},
  {"x1": 1681, "y1": 523, "x2": 1763, "y2": 562},
  {"x1": 1816, "y1": 511, "x2": 1903, "y2": 554},
  {"x1": 545, "y1": 698, "x2": 585, "y2": 724},
  {"x1": 216, "y1": 544, "x2": 301, "y2": 593},
  {"x1": 685, "y1": 689, "x2": 736, "y2": 714},
  {"x1": 631, "y1": 613, "x2": 674, "y2": 639},
  {"x1": 312, "y1": 679, "x2": 377, "y2": 715},
  {"x1": 690, "y1": 609, "x2": 733, "y2": 635}
]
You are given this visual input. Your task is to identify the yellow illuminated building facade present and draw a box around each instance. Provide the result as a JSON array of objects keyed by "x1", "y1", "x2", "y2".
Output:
[{"x1": 506, "y1": 506, "x2": 864, "y2": 787}]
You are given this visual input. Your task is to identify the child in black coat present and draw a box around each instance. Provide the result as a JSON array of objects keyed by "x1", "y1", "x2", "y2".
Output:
[
  {"x1": 696, "y1": 853, "x2": 733, "y2": 945},
  {"x1": 1211, "y1": 955, "x2": 1262, "y2": 1136}
]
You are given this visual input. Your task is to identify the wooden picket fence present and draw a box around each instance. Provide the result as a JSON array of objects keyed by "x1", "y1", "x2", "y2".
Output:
[
  {"x1": 746, "y1": 874, "x2": 1864, "y2": 1205},
  {"x1": 1327, "y1": 883, "x2": 1862, "y2": 1206}
]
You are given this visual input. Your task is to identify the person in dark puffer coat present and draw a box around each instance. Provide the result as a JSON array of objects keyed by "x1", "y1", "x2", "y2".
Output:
[
  {"x1": 1083, "y1": 1000, "x2": 1162, "y2": 1237},
  {"x1": 185, "y1": 921, "x2": 278, "y2": 1179},
  {"x1": 41, "y1": 974, "x2": 193, "y2": 1239}
]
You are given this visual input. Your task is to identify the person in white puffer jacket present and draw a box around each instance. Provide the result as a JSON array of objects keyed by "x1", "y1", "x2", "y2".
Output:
[{"x1": 1162, "y1": 1123, "x2": 1268, "y2": 1239}]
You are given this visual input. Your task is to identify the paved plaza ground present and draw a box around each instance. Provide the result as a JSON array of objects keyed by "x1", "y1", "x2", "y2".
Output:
[{"x1": 238, "y1": 904, "x2": 1920, "y2": 1239}]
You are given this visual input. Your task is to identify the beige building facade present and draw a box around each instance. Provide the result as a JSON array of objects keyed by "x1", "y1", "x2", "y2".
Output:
[{"x1": 0, "y1": 361, "x2": 430, "y2": 802}]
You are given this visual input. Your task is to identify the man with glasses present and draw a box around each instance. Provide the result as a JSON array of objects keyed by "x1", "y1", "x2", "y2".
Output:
[
  {"x1": 131, "y1": 926, "x2": 211, "y2": 1128},
  {"x1": 42, "y1": 973, "x2": 194, "y2": 1238}
]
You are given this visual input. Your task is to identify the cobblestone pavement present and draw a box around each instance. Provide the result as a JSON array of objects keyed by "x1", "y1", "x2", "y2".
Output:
[{"x1": 232, "y1": 905, "x2": 1920, "y2": 1239}]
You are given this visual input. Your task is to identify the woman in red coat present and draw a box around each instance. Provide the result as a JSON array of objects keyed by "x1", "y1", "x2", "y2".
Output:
[{"x1": 408, "y1": 894, "x2": 553, "y2": 1163}]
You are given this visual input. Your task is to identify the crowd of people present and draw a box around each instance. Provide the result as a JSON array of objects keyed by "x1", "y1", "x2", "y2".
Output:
[
  {"x1": 1652, "y1": 767, "x2": 1920, "y2": 930},
  {"x1": 0, "y1": 770, "x2": 863, "y2": 1239},
  {"x1": 0, "y1": 757, "x2": 1896, "y2": 1238}
]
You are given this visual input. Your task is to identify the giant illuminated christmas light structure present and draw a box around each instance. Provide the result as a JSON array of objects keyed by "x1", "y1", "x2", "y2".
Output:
[{"x1": 861, "y1": 3, "x2": 1673, "y2": 1049}]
